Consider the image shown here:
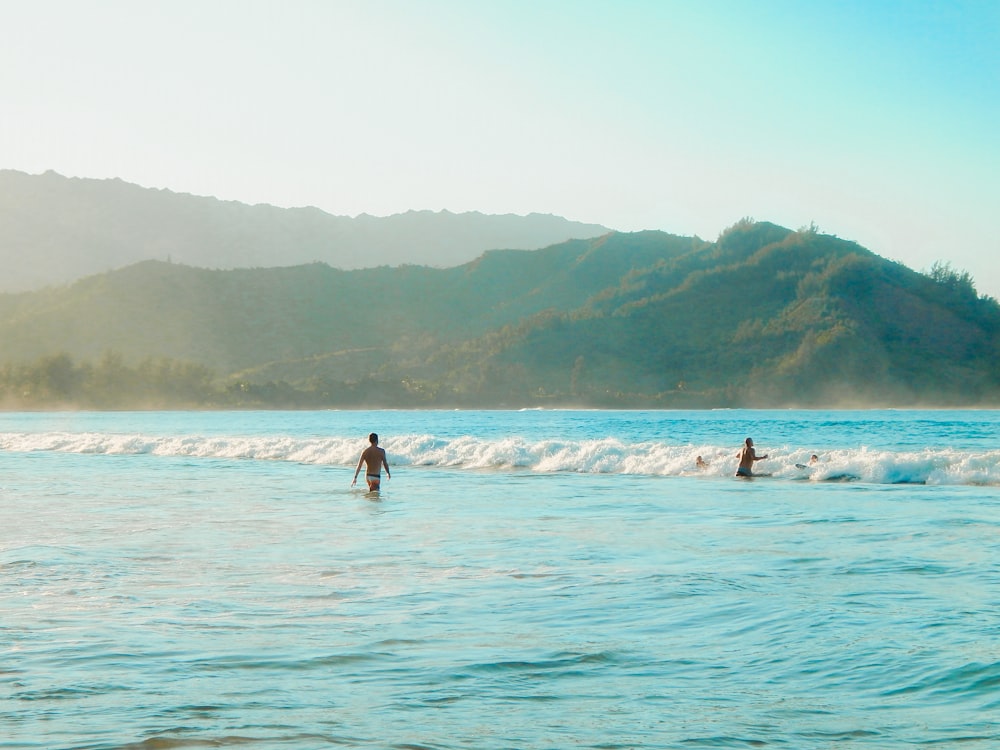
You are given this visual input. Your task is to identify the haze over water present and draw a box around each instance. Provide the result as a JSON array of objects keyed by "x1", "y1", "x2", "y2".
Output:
[{"x1": 2, "y1": 409, "x2": 999, "y2": 748}]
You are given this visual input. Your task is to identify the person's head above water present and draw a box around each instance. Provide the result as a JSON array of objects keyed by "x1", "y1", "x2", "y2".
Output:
[
  {"x1": 369, "y1": 432, "x2": 378, "y2": 444},
  {"x1": 745, "y1": 438, "x2": 753, "y2": 447}
]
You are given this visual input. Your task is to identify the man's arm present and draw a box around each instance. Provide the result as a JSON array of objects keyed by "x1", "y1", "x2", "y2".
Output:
[
  {"x1": 381, "y1": 449, "x2": 391, "y2": 479},
  {"x1": 352, "y1": 454, "x2": 364, "y2": 485}
]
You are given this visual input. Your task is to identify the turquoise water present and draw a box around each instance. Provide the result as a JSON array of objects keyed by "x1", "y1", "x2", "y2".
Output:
[{"x1": 2, "y1": 410, "x2": 999, "y2": 749}]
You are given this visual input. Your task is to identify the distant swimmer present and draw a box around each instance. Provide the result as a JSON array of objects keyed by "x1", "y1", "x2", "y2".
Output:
[
  {"x1": 696, "y1": 455, "x2": 708, "y2": 470},
  {"x1": 352, "y1": 432, "x2": 391, "y2": 491},
  {"x1": 735, "y1": 437, "x2": 768, "y2": 477}
]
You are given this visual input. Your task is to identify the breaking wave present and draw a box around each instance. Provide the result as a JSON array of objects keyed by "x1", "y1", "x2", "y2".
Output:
[{"x1": 2, "y1": 430, "x2": 999, "y2": 486}]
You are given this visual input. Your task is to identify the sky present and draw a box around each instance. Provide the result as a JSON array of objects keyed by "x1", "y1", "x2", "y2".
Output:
[{"x1": 2, "y1": 0, "x2": 998, "y2": 295}]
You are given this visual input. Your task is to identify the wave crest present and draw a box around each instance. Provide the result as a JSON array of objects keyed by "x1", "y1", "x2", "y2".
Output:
[{"x1": 2, "y1": 431, "x2": 999, "y2": 486}]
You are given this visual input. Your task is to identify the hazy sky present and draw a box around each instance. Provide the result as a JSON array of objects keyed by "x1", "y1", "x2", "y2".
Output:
[{"x1": 2, "y1": 0, "x2": 997, "y2": 294}]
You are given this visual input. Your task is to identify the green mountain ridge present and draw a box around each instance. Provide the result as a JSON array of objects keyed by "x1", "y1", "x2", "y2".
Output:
[
  {"x1": 489, "y1": 223, "x2": 1000, "y2": 406},
  {"x1": 1, "y1": 221, "x2": 997, "y2": 408}
]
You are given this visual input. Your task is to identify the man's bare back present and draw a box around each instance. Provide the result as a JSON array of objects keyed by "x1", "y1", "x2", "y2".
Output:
[
  {"x1": 353, "y1": 433, "x2": 391, "y2": 490},
  {"x1": 360, "y1": 445, "x2": 386, "y2": 474}
]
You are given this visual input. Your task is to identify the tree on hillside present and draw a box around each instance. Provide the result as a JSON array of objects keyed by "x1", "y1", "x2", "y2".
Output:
[{"x1": 927, "y1": 261, "x2": 978, "y2": 300}]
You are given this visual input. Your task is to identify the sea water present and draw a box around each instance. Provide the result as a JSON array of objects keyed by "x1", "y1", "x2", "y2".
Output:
[{"x1": 1, "y1": 409, "x2": 999, "y2": 749}]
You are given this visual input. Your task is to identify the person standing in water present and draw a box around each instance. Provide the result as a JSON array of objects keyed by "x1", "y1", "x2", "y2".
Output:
[
  {"x1": 352, "y1": 432, "x2": 391, "y2": 491},
  {"x1": 735, "y1": 437, "x2": 768, "y2": 477}
]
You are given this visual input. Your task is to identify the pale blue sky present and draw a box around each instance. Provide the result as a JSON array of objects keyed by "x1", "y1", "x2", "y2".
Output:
[{"x1": 2, "y1": 0, "x2": 997, "y2": 295}]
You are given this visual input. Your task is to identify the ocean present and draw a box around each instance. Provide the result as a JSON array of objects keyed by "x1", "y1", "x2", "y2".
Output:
[{"x1": 2, "y1": 409, "x2": 998, "y2": 749}]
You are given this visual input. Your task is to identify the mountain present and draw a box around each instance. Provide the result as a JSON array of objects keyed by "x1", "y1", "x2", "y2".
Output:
[
  {"x1": 0, "y1": 170, "x2": 611, "y2": 292},
  {"x1": 428, "y1": 221, "x2": 1000, "y2": 406},
  {"x1": 0, "y1": 231, "x2": 692, "y2": 373},
  {"x1": 1, "y1": 219, "x2": 997, "y2": 408}
]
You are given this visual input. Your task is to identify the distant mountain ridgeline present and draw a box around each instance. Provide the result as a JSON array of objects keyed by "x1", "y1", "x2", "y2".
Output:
[
  {"x1": 1, "y1": 220, "x2": 998, "y2": 409},
  {"x1": 0, "y1": 169, "x2": 610, "y2": 292}
]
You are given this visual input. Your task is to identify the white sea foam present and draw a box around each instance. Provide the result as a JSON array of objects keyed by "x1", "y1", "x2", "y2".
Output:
[{"x1": 2, "y1": 430, "x2": 999, "y2": 485}]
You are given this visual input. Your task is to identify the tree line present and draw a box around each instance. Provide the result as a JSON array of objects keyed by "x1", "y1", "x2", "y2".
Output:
[
  {"x1": 0, "y1": 351, "x2": 489, "y2": 410},
  {"x1": 0, "y1": 351, "x2": 719, "y2": 410}
]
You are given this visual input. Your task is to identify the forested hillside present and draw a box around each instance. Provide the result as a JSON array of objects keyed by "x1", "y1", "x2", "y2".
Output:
[
  {"x1": 1, "y1": 220, "x2": 997, "y2": 408},
  {"x1": 427, "y1": 222, "x2": 1000, "y2": 406}
]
